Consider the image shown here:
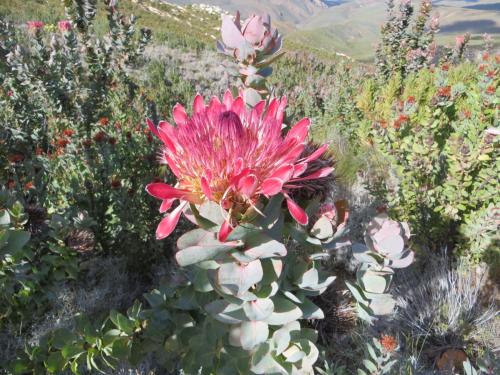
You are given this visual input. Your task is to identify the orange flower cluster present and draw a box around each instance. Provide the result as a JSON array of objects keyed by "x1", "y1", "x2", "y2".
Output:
[{"x1": 380, "y1": 335, "x2": 397, "y2": 353}]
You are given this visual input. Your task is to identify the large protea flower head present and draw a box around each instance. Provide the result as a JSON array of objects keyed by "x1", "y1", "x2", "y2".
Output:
[{"x1": 146, "y1": 91, "x2": 333, "y2": 240}]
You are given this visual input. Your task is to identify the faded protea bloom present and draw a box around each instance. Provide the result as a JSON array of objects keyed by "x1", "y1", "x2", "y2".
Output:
[
  {"x1": 57, "y1": 20, "x2": 72, "y2": 32},
  {"x1": 146, "y1": 91, "x2": 332, "y2": 240},
  {"x1": 27, "y1": 21, "x2": 44, "y2": 32},
  {"x1": 219, "y1": 12, "x2": 282, "y2": 62}
]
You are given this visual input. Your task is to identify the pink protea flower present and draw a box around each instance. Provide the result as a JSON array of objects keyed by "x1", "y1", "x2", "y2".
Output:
[
  {"x1": 57, "y1": 20, "x2": 72, "y2": 32},
  {"x1": 26, "y1": 21, "x2": 44, "y2": 31},
  {"x1": 146, "y1": 91, "x2": 333, "y2": 240}
]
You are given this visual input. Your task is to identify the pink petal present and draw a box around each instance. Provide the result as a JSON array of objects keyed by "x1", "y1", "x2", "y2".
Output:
[
  {"x1": 301, "y1": 143, "x2": 329, "y2": 163},
  {"x1": 223, "y1": 89, "x2": 234, "y2": 110},
  {"x1": 253, "y1": 100, "x2": 266, "y2": 118},
  {"x1": 261, "y1": 177, "x2": 284, "y2": 196},
  {"x1": 164, "y1": 154, "x2": 181, "y2": 177},
  {"x1": 221, "y1": 15, "x2": 245, "y2": 49},
  {"x1": 160, "y1": 198, "x2": 175, "y2": 213},
  {"x1": 234, "y1": 157, "x2": 244, "y2": 175},
  {"x1": 286, "y1": 198, "x2": 308, "y2": 225},
  {"x1": 264, "y1": 98, "x2": 279, "y2": 122},
  {"x1": 157, "y1": 121, "x2": 177, "y2": 153},
  {"x1": 156, "y1": 202, "x2": 186, "y2": 239},
  {"x1": 286, "y1": 118, "x2": 310, "y2": 143},
  {"x1": 172, "y1": 103, "x2": 188, "y2": 126},
  {"x1": 146, "y1": 183, "x2": 190, "y2": 200},
  {"x1": 270, "y1": 164, "x2": 294, "y2": 181},
  {"x1": 231, "y1": 96, "x2": 245, "y2": 116},
  {"x1": 294, "y1": 167, "x2": 333, "y2": 181},
  {"x1": 276, "y1": 96, "x2": 287, "y2": 124},
  {"x1": 201, "y1": 176, "x2": 212, "y2": 199},
  {"x1": 293, "y1": 162, "x2": 308, "y2": 177},
  {"x1": 241, "y1": 15, "x2": 266, "y2": 44},
  {"x1": 146, "y1": 118, "x2": 160, "y2": 138},
  {"x1": 193, "y1": 94, "x2": 205, "y2": 113},
  {"x1": 218, "y1": 220, "x2": 233, "y2": 242},
  {"x1": 238, "y1": 174, "x2": 258, "y2": 196}
]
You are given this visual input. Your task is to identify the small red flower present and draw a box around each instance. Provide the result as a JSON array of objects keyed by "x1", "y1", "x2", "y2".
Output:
[
  {"x1": 7, "y1": 153, "x2": 25, "y2": 163},
  {"x1": 98, "y1": 117, "x2": 109, "y2": 126},
  {"x1": 479, "y1": 64, "x2": 486, "y2": 72},
  {"x1": 6, "y1": 90, "x2": 13, "y2": 97},
  {"x1": 24, "y1": 181, "x2": 35, "y2": 191},
  {"x1": 7, "y1": 179, "x2": 15, "y2": 189},
  {"x1": 406, "y1": 96, "x2": 416, "y2": 105},
  {"x1": 441, "y1": 63, "x2": 449, "y2": 71},
  {"x1": 108, "y1": 137, "x2": 117, "y2": 145},
  {"x1": 379, "y1": 120, "x2": 387, "y2": 129},
  {"x1": 82, "y1": 139, "x2": 92, "y2": 148},
  {"x1": 27, "y1": 21, "x2": 44, "y2": 31},
  {"x1": 463, "y1": 110, "x2": 472, "y2": 119},
  {"x1": 110, "y1": 179, "x2": 121, "y2": 189},
  {"x1": 486, "y1": 85, "x2": 496, "y2": 95},
  {"x1": 35, "y1": 147, "x2": 44, "y2": 156},
  {"x1": 483, "y1": 52, "x2": 490, "y2": 61},
  {"x1": 486, "y1": 70, "x2": 495, "y2": 79},
  {"x1": 57, "y1": 20, "x2": 72, "y2": 32},
  {"x1": 62, "y1": 129, "x2": 74, "y2": 137},
  {"x1": 380, "y1": 335, "x2": 397, "y2": 353},
  {"x1": 437, "y1": 86, "x2": 451, "y2": 97},
  {"x1": 93, "y1": 131, "x2": 107, "y2": 143},
  {"x1": 56, "y1": 138, "x2": 70, "y2": 148}
]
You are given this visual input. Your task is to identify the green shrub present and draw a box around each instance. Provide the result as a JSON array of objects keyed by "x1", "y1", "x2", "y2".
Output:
[{"x1": 356, "y1": 58, "x2": 499, "y2": 259}]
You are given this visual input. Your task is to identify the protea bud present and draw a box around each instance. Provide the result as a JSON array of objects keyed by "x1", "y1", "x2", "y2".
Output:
[{"x1": 217, "y1": 11, "x2": 284, "y2": 106}]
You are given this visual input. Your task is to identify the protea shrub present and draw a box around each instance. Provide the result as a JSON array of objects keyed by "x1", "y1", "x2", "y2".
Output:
[{"x1": 145, "y1": 91, "x2": 347, "y2": 374}]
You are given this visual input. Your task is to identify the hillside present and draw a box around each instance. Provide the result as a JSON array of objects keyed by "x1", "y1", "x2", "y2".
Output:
[{"x1": 167, "y1": 0, "x2": 500, "y2": 61}]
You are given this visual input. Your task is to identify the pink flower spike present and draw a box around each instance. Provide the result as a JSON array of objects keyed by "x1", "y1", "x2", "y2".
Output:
[
  {"x1": 286, "y1": 198, "x2": 308, "y2": 225},
  {"x1": 238, "y1": 174, "x2": 258, "y2": 196},
  {"x1": 261, "y1": 177, "x2": 284, "y2": 196},
  {"x1": 146, "y1": 118, "x2": 160, "y2": 138},
  {"x1": 172, "y1": 104, "x2": 188, "y2": 126},
  {"x1": 156, "y1": 202, "x2": 187, "y2": 239},
  {"x1": 218, "y1": 220, "x2": 233, "y2": 242},
  {"x1": 301, "y1": 143, "x2": 329, "y2": 163},
  {"x1": 294, "y1": 167, "x2": 334, "y2": 181},
  {"x1": 160, "y1": 198, "x2": 175, "y2": 213}
]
